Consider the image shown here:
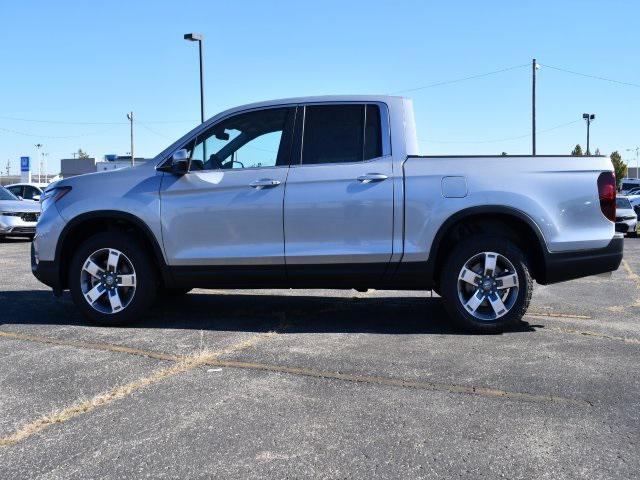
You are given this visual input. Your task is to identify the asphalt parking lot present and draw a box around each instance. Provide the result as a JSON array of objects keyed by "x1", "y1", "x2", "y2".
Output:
[{"x1": 0, "y1": 238, "x2": 639, "y2": 479}]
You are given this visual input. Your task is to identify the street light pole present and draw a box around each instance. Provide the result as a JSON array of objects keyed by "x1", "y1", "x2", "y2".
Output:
[
  {"x1": 184, "y1": 33, "x2": 205, "y2": 124},
  {"x1": 34, "y1": 143, "x2": 43, "y2": 182},
  {"x1": 40, "y1": 152, "x2": 48, "y2": 183},
  {"x1": 582, "y1": 113, "x2": 595, "y2": 155},
  {"x1": 532, "y1": 58, "x2": 538, "y2": 156},
  {"x1": 127, "y1": 112, "x2": 135, "y2": 167}
]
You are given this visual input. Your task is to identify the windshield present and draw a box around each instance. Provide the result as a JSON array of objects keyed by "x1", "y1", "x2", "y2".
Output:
[
  {"x1": 0, "y1": 186, "x2": 19, "y2": 201},
  {"x1": 616, "y1": 197, "x2": 632, "y2": 209},
  {"x1": 622, "y1": 182, "x2": 640, "y2": 191}
]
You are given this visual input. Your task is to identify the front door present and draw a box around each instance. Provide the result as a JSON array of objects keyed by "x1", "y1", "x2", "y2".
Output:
[
  {"x1": 284, "y1": 103, "x2": 394, "y2": 286},
  {"x1": 160, "y1": 106, "x2": 296, "y2": 284}
]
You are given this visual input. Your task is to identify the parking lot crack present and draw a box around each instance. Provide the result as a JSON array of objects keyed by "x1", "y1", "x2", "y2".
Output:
[
  {"x1": 200, "y1": 358, "x2": 593, "y2": 408},
  {"x1": 0, "y1": 330, "x2": 182, "y2": 362},
  {"x1": 0, "y1": 321, "x2": 289, "y2": 448}
]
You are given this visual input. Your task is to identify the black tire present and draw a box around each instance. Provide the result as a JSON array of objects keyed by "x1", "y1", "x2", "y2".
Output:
[
  {"x1": 439, "y1": 234, "x2": 533, "y2": 333},
  {"x1": 69, "y1": 232, "x2": 157, "y2": 326}
]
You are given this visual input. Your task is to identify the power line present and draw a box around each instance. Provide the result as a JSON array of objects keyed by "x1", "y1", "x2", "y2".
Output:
[
  {"x1": 423, "y1": 119, "x2": 581, "y2": 145},
  {"x1": 539, "y1": 63, "x2": 640, "y2": 88},
  {"x1": 138, "y1": 121, "x2": 173, "y2": 139},
  {"x1": 0, "y1": 125, "x2": 118, "y2": 139},
  {"x1": 0, "y1": 115, "x2": 197, "y2": 125},
  {"x1": 388, "y1": 63, "x2": 529, "y2": 95}
]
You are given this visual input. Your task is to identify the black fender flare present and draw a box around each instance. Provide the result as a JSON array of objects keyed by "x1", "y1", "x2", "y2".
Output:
[
  {"x1": 54, "y1": 210, "x2": 171, "y2": 287},
  {"x1": 423, "y1": 205, "x2": 548, "y2": 285}
]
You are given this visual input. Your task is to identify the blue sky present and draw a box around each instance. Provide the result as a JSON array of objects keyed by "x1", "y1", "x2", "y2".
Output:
[{"x1": 1, "y1": 0, "x2": 639, "y2": 175}]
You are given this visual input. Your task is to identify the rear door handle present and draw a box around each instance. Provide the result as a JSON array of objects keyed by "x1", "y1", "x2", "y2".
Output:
[
  {"x1": 357, "y1": 173, "x2": 388, "y2": 183},
  {"x1": 249, "y1": 178, "x2": 281, "y2": 189}
]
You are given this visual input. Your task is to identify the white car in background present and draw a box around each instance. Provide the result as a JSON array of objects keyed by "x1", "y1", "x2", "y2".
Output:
[
  {"x1": 0, "y1": 186, "x2": 41, "y2": 239},
  {"x1": 615, "y1": 196, "x2": 637, "y2": 236},
  {"x1": 5, "y1": 183, "x2": 47, "y2": 201},
  {"x1": 620, "y1": 179, "x2": 640, "y2": 195}
]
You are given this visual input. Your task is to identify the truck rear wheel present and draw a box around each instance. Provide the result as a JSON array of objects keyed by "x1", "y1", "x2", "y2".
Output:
[
  {"x1": 440, "y1": 235, "x2": 532, "y2": 333},
  {"x1": 69, "y1": 232, "x2": 157, "y2": 326}
]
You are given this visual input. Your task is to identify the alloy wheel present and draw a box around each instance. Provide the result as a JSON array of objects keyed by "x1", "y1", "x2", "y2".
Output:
[
  {"x1": 80, "y1": 248, "x2": 137, "y2": 314},
  {"x1": 457, "y1": 251, "x2": 519, "y2": 321}
]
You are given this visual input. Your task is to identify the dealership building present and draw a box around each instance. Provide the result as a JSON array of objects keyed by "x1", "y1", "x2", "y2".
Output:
[{"x1": 60, "y1": 155, "x2": 149, "y2": 179}]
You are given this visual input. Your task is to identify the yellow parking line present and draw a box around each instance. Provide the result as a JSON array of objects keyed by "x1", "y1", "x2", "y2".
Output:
[
  {"x1": 543, "y1": 326, "x2": 640, "y2": 345},
  {"x1": 0, "y1": 327, "x2": 284, "y2": 447},
  {"x1": 526, "y1": 312, "x2": 591, "y2": 320},
  {"x1": 0, "y1": 321, "x2": 593, "y2": 448},
  {"x1": 204, "y1": 358, "x2": 592, "y2": 407},
  {"x1": 0, "y1": 330, "x2": 181, "y2": 362},
  {"x1": 622, "y1": 259, "x2": 640, "y2": 286}
]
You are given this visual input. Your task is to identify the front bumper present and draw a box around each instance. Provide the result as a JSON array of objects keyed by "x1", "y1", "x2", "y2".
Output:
[
  {"x1": 31, "y1": 243, "x2": 61, "y2": 291},
  {"x1": 0, "y1": 215, "x2": 37, "y2": 236},
  {"x1": 615, "y1": 219, "x2": 637, "y2": 234},
  {"x1": 540, "y1": 235, "x2": 624, "y2": 285}
]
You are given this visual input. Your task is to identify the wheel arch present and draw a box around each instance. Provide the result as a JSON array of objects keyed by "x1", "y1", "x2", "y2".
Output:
[
  {"x1": 55, "y1": 210, "x2": 170, "y2": 290},
  {"x1": 425, "y1": 205, "x2": 548, "y2": 286}
]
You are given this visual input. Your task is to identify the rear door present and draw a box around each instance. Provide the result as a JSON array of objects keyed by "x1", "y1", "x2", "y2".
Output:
[
  {"x1": 22, "y1": 186, "x2": 41, "y2": 201},
  {"x1": 283, "y1": 103, "x2": 394, "y2": 286}
]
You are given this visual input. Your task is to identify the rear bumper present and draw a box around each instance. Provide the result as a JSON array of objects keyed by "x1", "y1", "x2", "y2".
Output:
[
  {"x1": 540, "y1": 235, "x2": 624, "y2": 285},
  {"x1": 31, "y1": 243, "x2": 61, "y2": 291}
]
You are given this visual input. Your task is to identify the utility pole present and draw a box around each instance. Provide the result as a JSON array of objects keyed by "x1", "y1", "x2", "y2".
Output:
[
  {"x1": 582, "y1": 113, "x2": 595, "y2": 155},
  {"x1": 627, "y1": 147, "x2": 640, "y2": 178},
  {"x1": 532, "y1": 58, "x2": 539, "y2": 156},
  {"x1": 127, "y1": 112, "x2": 135, "y2": 167}
]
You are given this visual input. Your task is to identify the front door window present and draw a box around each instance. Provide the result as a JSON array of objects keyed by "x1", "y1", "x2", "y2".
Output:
[{"x1": 190, "y1": 107, "x2": 293, "y2": 171}]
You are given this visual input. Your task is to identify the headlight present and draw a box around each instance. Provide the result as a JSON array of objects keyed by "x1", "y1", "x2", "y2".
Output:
[{"x1": 41, "y1": 186, "x2": 72, "y2": 212}]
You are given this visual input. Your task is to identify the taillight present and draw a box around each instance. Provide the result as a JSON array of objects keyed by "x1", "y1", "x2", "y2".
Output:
[
  {"x1": 597, "y1": 171, "x2": 616, "y2": 222},
  {"x1": 40, "y1": 186, "x2": 71, "y2": 213}
]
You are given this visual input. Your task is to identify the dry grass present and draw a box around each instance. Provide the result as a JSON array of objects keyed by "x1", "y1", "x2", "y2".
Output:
[
  {"x1": 0, "y1": 326, "x2": 284, "y2": 447},
  {"x1": 0, "y1": 351, "x2": 215, "y2": 447}
]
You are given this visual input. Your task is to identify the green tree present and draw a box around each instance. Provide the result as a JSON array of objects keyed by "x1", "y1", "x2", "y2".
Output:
[
  {"x1": 571, "y1": 144, "x2": 583, "y2": 156},
  {"x1": 610, "y1": 151, "x2": 627, "y2": 190},
  {"x1": 76, "y1": 149, "x2": 90, "y2": 159}
]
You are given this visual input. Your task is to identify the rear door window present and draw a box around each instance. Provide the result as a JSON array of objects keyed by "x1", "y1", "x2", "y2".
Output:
[
  {"x1": 22, "y1": 186, "x2": 40, "y2": 200},
  {"x1": 301, "y1": 104, "x2": 383, "y2": 165}
]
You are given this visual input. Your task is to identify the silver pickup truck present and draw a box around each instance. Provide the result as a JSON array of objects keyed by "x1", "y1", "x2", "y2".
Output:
[{"x1": 32, "y1": 95, "x2": 622, "y2": 332}]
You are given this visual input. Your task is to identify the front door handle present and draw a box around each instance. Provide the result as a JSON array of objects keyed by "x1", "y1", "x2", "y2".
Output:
[
  {"x1": 249, "y1": 178, "x2": 281, "y2": 189},
  {"x1": 357, "y1": 173, "x2": 388, "y2": 183}
]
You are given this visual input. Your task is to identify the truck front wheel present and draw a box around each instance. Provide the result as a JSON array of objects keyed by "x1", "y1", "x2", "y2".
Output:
[
  {"x1": 69, "y1": 232, "x2": 157, "y2": 326},
  {"x1": 440, "y1": 235, "x2": 532, "y2": 333}
]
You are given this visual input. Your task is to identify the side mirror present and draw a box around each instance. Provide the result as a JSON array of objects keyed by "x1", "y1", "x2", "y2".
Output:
[
  {"x1": 32, "y1": 195, "x2": 41, "y2": 202},
  {"x1": 17, "y1": 195, "x2": 23, "y2": 200},
  {"x1": 171, "y1": 149, "x2": 190, "y2": 175}
]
